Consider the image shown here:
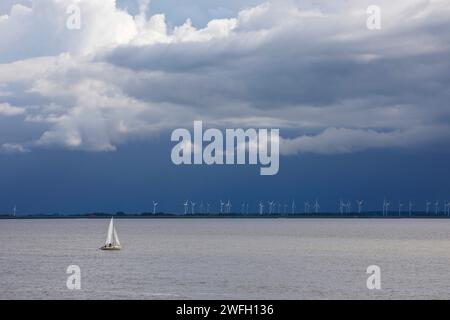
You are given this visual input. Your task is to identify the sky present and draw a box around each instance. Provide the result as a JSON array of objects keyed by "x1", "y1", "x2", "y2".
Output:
[{"x1": 0, "y1": 0, "x2": 449, "y2": 214}]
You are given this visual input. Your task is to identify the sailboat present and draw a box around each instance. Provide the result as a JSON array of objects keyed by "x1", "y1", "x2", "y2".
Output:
[{"x1": 100, "y1": 217, "x2": 122, "y2": 250}]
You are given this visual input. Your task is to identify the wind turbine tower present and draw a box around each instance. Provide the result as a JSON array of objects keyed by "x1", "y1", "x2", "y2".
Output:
[
  {"x1": 268, "y1": 201, "x2": 274, "y2": 214},
  {"x1": 304, "y1": 201, "x2": 310, "y2": 214},
  {"x1": 153, "y1": 201, "x2": 158, "y2": 215},
  {"x1": 183, "y1": 200, "x2": 189, "y2": 215},
  {"x1": 339, "y1": 199, "x2": 344, "y2": 215},
  {"x1": 313, "y1": 199, "x2": 320, "y2": 214},
  {"x1": 426, "y1": 201, "x2": 431, "y2": 215},
  {"x1": 346, "y1": 201, "x2": 351, "y2": 214},
  {"x1": 385, "y1": 200, "x2": 390, "y2": 216},
  {"x1": 382, "y1": 200, "x2": 390, "y2": 216},
  {"x1": 398, "y1": 201, "x2": 403, "y2": 216},
  {"x1": 357, "y1": 200, "x2": 363, "y2": 214}
]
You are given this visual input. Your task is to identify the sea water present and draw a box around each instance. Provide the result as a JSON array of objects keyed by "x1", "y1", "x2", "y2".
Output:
[{"x1": 1, "y1": 218, "x2": 450, "y2": 299}]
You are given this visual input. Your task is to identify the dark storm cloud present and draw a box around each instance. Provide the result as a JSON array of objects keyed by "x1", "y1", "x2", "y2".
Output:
[
  {"x1": 103, "y1": 1, "x2": 450, "y2": 118},
  {"x1": 1, "y1": 0, "x2": 450, "y2": 154}
]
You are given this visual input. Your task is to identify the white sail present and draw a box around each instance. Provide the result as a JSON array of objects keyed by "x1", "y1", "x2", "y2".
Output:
[
  {"x1": 113, "y1": 227, "x2": 120, "y2": 247},
  {"x1": 105, "y1": 217, "x2": 114, "y2": 245},
  {"x1": 101, "y1": 217, "x2": 121, "y2": 250}
]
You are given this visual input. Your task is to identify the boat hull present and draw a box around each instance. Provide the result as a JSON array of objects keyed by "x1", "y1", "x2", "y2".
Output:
[{"x1": 100, "y1": 245, "x2": 122, "y2": 251}]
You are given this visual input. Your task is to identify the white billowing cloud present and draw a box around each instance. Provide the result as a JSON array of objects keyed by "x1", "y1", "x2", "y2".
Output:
[
  {"x1": 173, "y1": 18, "x2": 237, "y2": 42},
  {"x1": 0, "y1": 0, "x2": 239, "y2": 62},
  {"x1": 0, "y1": 143, "x2": 29, "y2": 154},
  {"x1": 280, "y1": 126, "x2": 450, "y2": 155},
  {"x1": 0, "y1": 0, "x2": 140, "y2": 61},
  {"x1": 0, "y1": 0, "x2": 450, "y2": 154},
  {"x1": 130, "y1": 14, "x2": 237, "y2": 45},
  {"x1": 0, "y1": 103, "x2": 25, "y2": 116}
]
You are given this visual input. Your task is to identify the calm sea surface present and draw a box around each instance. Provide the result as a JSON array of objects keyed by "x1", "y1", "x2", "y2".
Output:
[{"x1": 1, "y1": 218, "x2": 450, "y2": 299}]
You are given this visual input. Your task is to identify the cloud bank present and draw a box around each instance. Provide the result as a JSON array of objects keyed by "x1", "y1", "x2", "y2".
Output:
[{"x1": 0, "y1": 0, "x2": 449, "y2": 154}]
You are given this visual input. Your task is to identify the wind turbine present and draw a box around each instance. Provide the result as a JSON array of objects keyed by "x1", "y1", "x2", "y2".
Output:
[
  {"x1": 398, "y1": 201, "x2": 403, "y2": 216},
  {"x1": 408, "y1": 201, "x2": 413, "y2": 217},
  {"x1": 153, "y1": 201, "x2": 158, "y2": 215},
  {"x1": 346, "y1": 201, "x2": 351, "y2": 214},
  {"x1": 435, "y1": 201, "x2": 439, "y2": 215},
  {"x1": 385, "y1": 200, "x2": 390, "y2": 216},
  {"x1": 268, "y1": 201, "x2": 275, "y2": 214},
  {"x1": 291, "y1": 200, "x2": 296, "y2": 215},
  {"x1": 259, "y1": 201, "x2": 264, "y2": 215},
  {"x1": 304, "y1": 201, "x2": 310, "y2": 214},
  {"x1": 199, "y1": 201, "x2": 204, "y2": 214},
  {"x1": 191, "y1": 201, "x2": 196, "y2": 214},
  {"x1": 206, "y1": 203, "x2": 211, "y2": 214},
  {"x1": 183, "y1": 200, "x2": 189, "y2": 215},
  {"x1": 357, "y1": 200, "x2": 364, "y2": 214},
  {"x1": 220, "y1": 200, "x2": 225, "y2": 214},
  {"x1": 426, "y1": 201, "x2": 431, "y2": 215},
  {"x1": 339, "y1": 199, "x2": 344, "y2": 215},
  {"x1": 313, "y1": 199, "x2": 320, "y2": 214},
  {"x1": 382, "y1": 199, "x2": 390, "y2": 216},
  {"x1": 227, "y1": 200, "x2": 232, "y2": 214},
  {"x1": 224, "y1": 201, "x2": 228, "y2": 214},
  {"x1": 13, "y1": 205, "x2": 16, "y2": 217}
]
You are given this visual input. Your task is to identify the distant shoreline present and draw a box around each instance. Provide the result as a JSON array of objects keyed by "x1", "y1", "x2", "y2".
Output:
[{"x1": 1, "y1": 213, "x2": 450, "y2": 219}]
